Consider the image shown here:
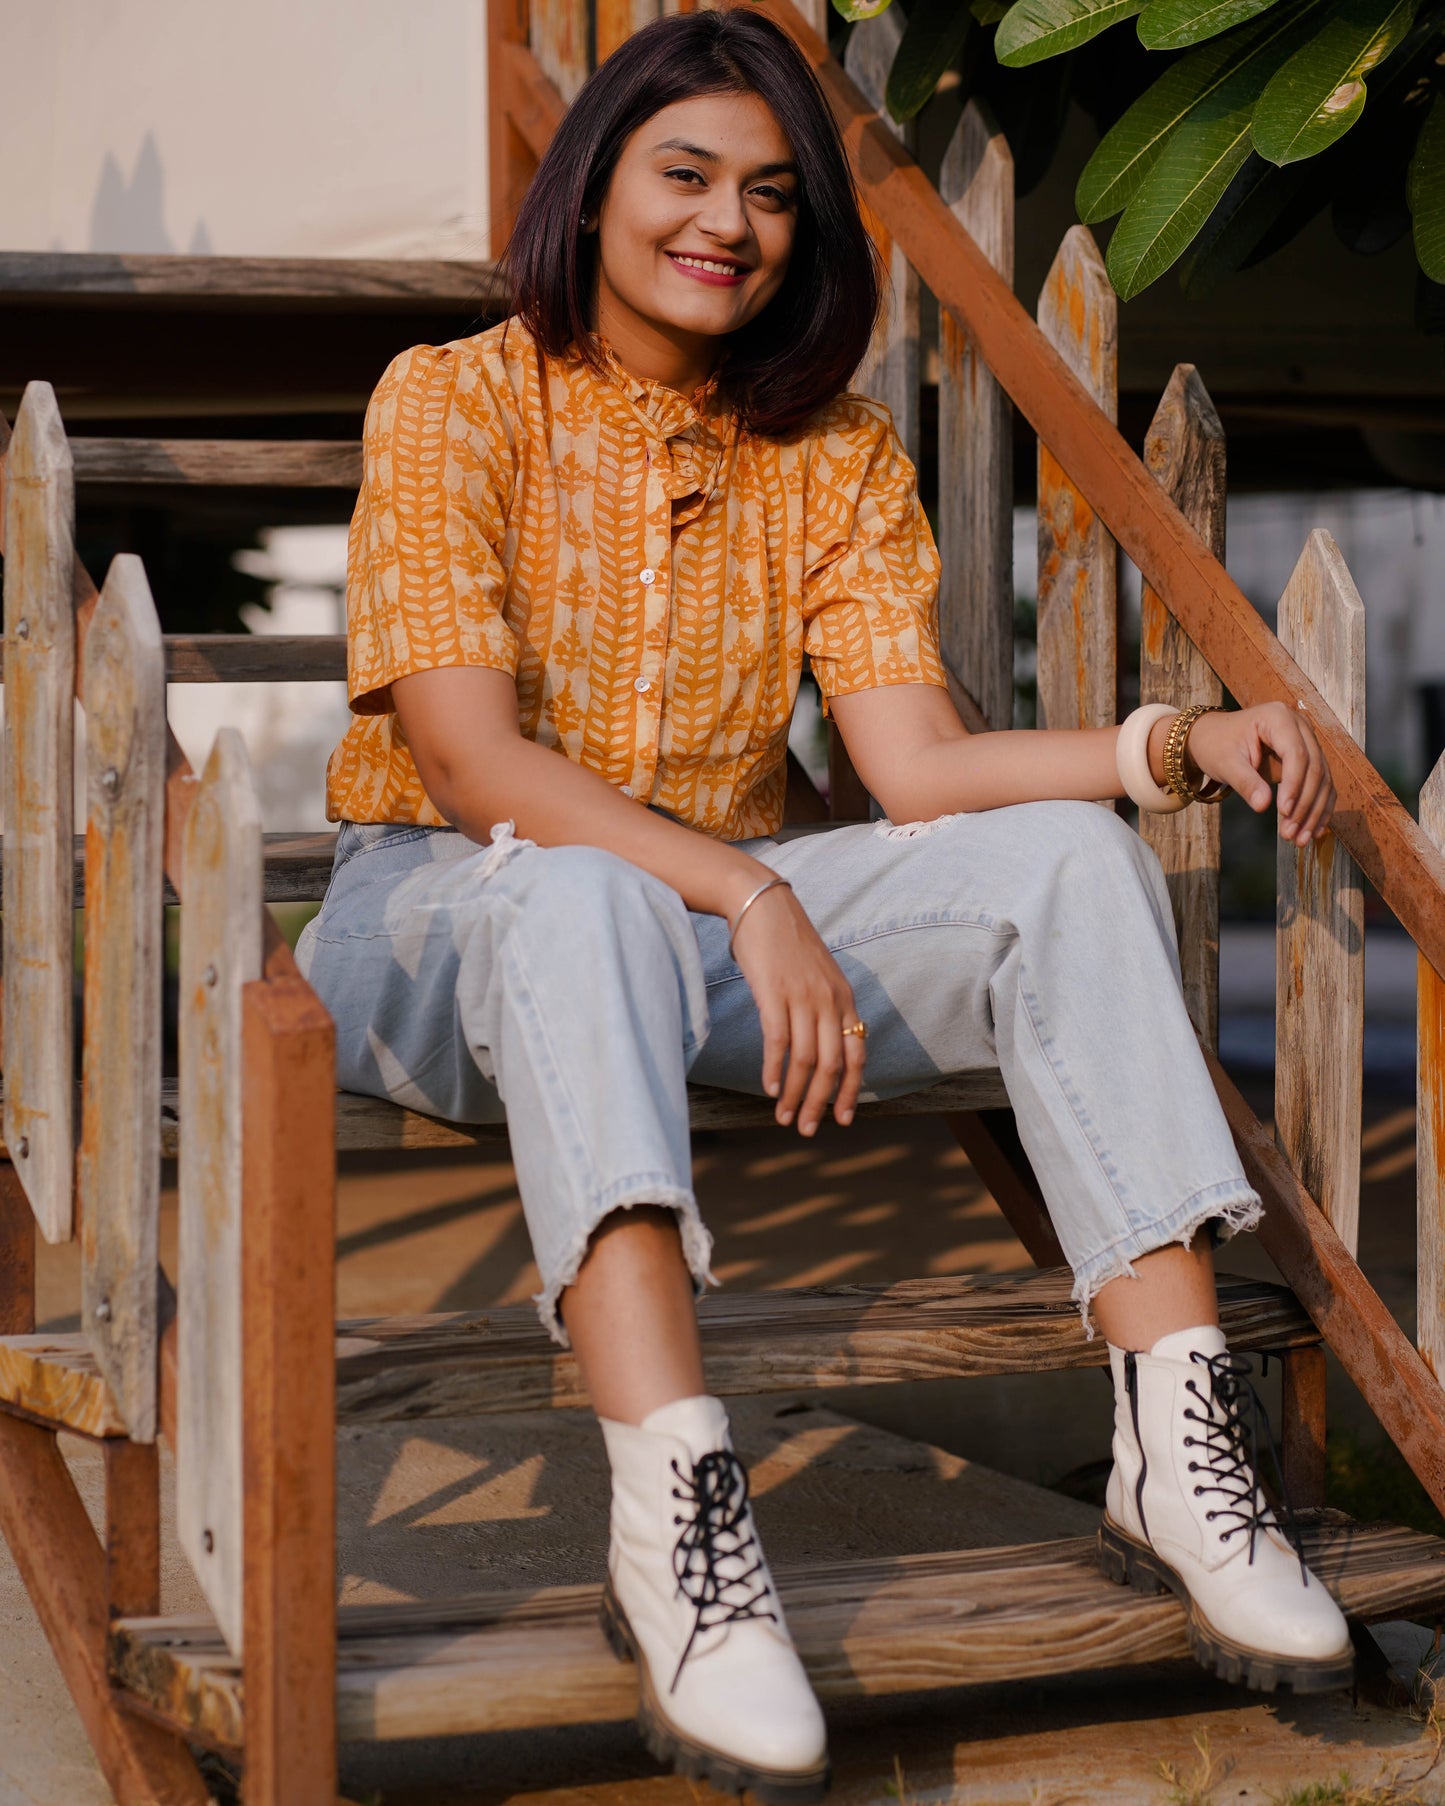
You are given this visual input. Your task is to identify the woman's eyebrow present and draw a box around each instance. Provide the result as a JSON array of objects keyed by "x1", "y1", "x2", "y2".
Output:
[{"x1": 651, "y1": 139, "x2": 799, "y2": 179}]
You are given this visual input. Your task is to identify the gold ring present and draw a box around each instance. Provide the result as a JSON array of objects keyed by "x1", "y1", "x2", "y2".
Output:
[{"x1": 842, "y1": 1020, "x2": 868, "y2": 1040}]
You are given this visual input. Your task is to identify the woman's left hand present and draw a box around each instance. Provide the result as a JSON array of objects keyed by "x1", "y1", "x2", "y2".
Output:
[{"x1": 1184, "y1": 703, "x2": 1336, "y2": 847}]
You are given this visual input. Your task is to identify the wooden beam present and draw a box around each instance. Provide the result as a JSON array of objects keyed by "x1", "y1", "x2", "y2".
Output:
[
  {"x1": 241, "y1": 978, "x2": 338, "y2": 1806},
  {"x1": 1280, "y1": 1343, "x2": 1328, "y2": 1511},
  {"x1": 501, "y1": 38, "x2": 568, "y2": 162},
  {"x1": 1138, "y1": 365, "x2": 1226, "y2": 1050},
  {"x1": 1419, "y1": 756, "x2": 1445, "y2": 1384},
  {"x1": 0, "y1": 1413, "x2": 207, "y2": 1803},
  {"x1": 104, "y1": 1438, "x2": 161, "y2": 1620},
  {"x1": 71, "y1": 438, "x2": 362, "y2": 489},
  {"x1": 0, "y1": 1164, "x2": 35, "y2": 1336},
  {"x1": 0, "y1": 250, "x2": 502, "y2": 308},
  {"x1": 751, "y1": 0, "x2": 1445, "y2": 986},
  {"x1": 1275, "y1": 531, "x2": 1365, "y2": 1256},
  {"x1": 1209, "y1": 1051, "x2": 1445, "y2": 1518}
]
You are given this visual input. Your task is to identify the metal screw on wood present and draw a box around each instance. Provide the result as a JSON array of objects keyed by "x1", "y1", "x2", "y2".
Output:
[
  {"x1": 100, "y1": 766, "x2": 120, "y2": 797},
  {"x1": 95, "y1": 1299, "x2": 111, "y2": 1323},
  {"x1": 202, "y1": 1529, "x2": 215, "y2": 1554},
  {"x1": 202, "y1": 964, "x2": 218, "y2": 988},
  {"x1": 13, "y1": 619, "x2": 28, "y2": 640},
  {"x1": 16, "y1": 1137, "x2": 28, "y2": 1159}
]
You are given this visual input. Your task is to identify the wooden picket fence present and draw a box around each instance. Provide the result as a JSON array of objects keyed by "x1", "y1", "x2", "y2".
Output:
[{"x1": 2, "y1": 2, "x2": 1445, "y2": 1802}]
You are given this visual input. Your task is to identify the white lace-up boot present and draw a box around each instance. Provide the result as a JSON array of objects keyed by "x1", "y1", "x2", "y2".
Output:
[
  {"x1": 1098, "y1": 1324, "x2": 1352, "y2": 1692},
  {"x1": 598, "y1": 1395, "x2": 829, "y2": 1802}
]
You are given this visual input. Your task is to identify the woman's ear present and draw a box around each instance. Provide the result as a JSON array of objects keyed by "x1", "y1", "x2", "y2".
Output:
[{"x1": 580, "y1": 210, "x2": 598, "y2": 234}]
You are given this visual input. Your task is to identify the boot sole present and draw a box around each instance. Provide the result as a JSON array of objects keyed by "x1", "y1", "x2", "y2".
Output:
[
  {"x1": 600, "y1": 1578, "x2": 831, "y2": 1804},
  {"x1": 1097, "y1": 1518, "x2": 1354, "y2": 1695}
]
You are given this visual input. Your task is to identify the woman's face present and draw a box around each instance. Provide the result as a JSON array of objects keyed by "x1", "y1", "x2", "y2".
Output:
[{"x1": 592, "y1": 90, "x2": 799, "y2": 381}]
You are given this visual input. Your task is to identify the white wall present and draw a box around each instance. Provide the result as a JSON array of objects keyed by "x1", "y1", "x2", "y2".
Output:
[{"x1": 0, "y1": 1, "x2": 489, "y2": 258}]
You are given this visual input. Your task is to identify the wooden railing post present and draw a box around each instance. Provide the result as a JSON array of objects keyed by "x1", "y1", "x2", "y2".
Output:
[
  {"x1": 177, "y1": 731, "x2": 263, "y2": 1655},
  {"x1": 79, "y1": 555, "x2": 166, "y2": 1442},
  {"x1": 1419, "y1": 757, "x2": 1445, "y2": 1381},
  {"x1": 488, "y1": 0, "x2": 535, "y2": 256},
  {"x1": 241, "y1": 976, "x2": 337, "y2": 1806},
  {"x1": 0, "y1": 1164, "x2": 35, "y2": 1334},
  {"x1": 1138, "y1": 365, "x2": 1225, "y2": 1049},
  {"x1": 2, "y1": 381, "x2": 76, "y2": 1244},
  {"x1": 1036, "y1": 227, "x2": 1116, "y2": 735},
  {"x1": 939, "y1": 101, "x2": 1013, "y2": 735},
  {"x1": 1275, "y1": 531, "x2": 1365, "y2": 1257},
  {"x1": 531, "y1": 0, "x2": 590, "y2": 108}
]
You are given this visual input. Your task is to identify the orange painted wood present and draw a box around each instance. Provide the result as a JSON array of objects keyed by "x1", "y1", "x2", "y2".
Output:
[
  {"x1": 0, "y1": 1413, "x2": 207, "y2": 1804},
  {"x1": 749, "y1": 0, "x2": 1445, "y2": 985},
  {"x1": 105, "y1": 1438, "x2": 161, "y2": 1620},
  {"x1": 1209, "y1": 1051, "x2": 1445, "y2": 1517},
  {"x1": 241, "y1": 976, "x2": 338, "y2": 1806},
  {"x1": 0, "y1": 1163, "x2": 35, "y2": 1335}
]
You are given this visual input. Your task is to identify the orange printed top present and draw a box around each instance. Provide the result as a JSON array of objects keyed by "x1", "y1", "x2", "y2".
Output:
[{"x1": 326, "y1": 319, "x2": 947, "y2": 841}]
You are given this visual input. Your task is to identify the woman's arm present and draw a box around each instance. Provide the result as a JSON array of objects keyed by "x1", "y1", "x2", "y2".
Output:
[
  {"x1": 392, "y1": 664, "x2": 868, "y2": 1133},
  {"x1": 830, "y1": 683, "x2": 1336, "y2": 846}
]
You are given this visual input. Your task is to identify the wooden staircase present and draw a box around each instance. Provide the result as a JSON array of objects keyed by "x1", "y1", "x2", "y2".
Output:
[{"x1": 2, "y1": 4, "x2": 1445, "y2": 1804}]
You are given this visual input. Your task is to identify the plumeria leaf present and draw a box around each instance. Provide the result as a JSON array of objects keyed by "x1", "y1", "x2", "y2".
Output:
[
  {"x1": 1252, "y1": 0, "x2": 1418, "y2": 161},
  {"x1": 1410, "y1": 91, "x2": 1445, "y2": 278},
  {"x1": 995, "y1": 0, "x2": 1144, "y2": 67},
  {"x1": 888, "y1": 0, "x2": 976, "y2": 116},
  {"x1": 1137, "y1": 0, "x2": 1284, "y2": 50},
  {"x1": 833, "y1": 0, "x2": 894, "y2": 22}
]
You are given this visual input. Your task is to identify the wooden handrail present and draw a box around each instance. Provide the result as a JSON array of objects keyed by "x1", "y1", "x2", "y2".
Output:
[{"x1": 744, "y1": 0, "x2": 1445, "y2": 985}]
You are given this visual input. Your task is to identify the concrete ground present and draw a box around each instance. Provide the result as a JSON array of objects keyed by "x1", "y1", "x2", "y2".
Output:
[{"x1": 7, "y1": 1053, "x2": 1445, "y2": 1805}]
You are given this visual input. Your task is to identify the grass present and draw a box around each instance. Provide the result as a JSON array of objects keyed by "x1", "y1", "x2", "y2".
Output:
[{"x1": 1160, "y1": 1732, "x2": 1232, "y2": 1805}]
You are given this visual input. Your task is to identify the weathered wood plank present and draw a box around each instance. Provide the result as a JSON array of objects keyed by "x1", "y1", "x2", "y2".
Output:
[
  {"x1": 111, "y1": 1518, "x2": 1445, "y2": 1750},
  {"x1": 0, "y1": 250, "x2": 502, "y2": 308},
  {"x1": 1211, "y1": 1051, "x2": 1445, "y2": 1517},
  {"x1": 1281, "y1": 1343, "x2": 1328, "y2": 1510},
  {"x1": 104, "y1": 1439, "x2": 161, "y2": 1620},
  {"x1": 596, "y1": 0, "x2": 661, "y2": 61},
  {"x1": 752, "y1": 0, "x2": 1445, "y2": 992},
  {"x1": 177, "y1": 732, "x2": 263, "y2": 1654},
  {"x1": 71, "y1": 439, "x2": 362, "y2": 490},
  {"x1": 0, "y1": 1415, "x2": 209, "y2": 1802},
  {"x1": 1275, "y1": 530, "x2": 1365, "y2": 1257},
  {"x1": 241, "y1": 979, "x2": 338, "y2": 1804},
  {"x1": 1138, "y1": 365, "x2": 1226, "y2": 1049},
  {"x1": 846, "y1": 12, "x2": 921, "y2": 471},
  {"x1": 1035, "y1": 227, "x2": 1116, "y2": 735},
  {"x1": 938, "y1": 102, "x2": 1013, "y2": 735},
  {"x1": 531, "y1": 0, "x2": 590, "y2": 105},
  {"x1": 0, "y1": 1331, "x2": 128, "y2": 1436},
  {"x1": 0, "y1": 828, "x2": 338, "y2": 906},
  {"x1": 79, "y1": 556, "x2": 166, "y2": 1443},
  {"x1": 488, "y1": 0, "x2": 537, "y2": 254},
  {"x1": 1420, "y1": 755, "x2": 1445, "y2": 1383},
  {"x1": 333, "y1": 1271, "x2": 1313, "y2": 1422},
  {"x1": 4, "y1": 633, "x2": 346, "y2": 685},
  {"x1": 0, "y1": 1162, "x2": 35, "y2": 1334},
  {"x1": 2, "y1": 382, "x2": 77, "y2": 1244}
]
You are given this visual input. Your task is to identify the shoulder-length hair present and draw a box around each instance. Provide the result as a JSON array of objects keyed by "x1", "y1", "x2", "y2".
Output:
[{"x1": 502, "y1": 7, "x2": 882, "y2": 438}]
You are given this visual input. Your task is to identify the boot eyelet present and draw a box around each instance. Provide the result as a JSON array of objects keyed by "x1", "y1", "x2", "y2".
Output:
[
  {"x1": 1205, "y1": 1510, "x2": 1216, "y2": 1521},
  {"x1": 1193, "y1": 1485, "x2": 1203, "y2": 1496}
]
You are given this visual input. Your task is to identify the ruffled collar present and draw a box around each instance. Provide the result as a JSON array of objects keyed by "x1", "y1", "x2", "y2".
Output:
[{"x1": 577, "y1": 338, "x2": 738, "y2": 505}]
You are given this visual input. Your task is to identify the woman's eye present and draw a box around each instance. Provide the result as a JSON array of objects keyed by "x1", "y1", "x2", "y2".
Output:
[
  {"x1": 663, "y1": 166, "x2": 706, "y2": 185},
  {"x1": 750, "y1": 185, "x2": 796, "y2": 210}
]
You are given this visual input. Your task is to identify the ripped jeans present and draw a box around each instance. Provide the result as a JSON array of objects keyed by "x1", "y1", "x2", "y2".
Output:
[{"x1": 296, "y1": 801, "x2": 1260, "y2": 1343}]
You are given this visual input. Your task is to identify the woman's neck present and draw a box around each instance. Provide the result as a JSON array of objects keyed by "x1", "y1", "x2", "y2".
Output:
[{"x1": 595, "y1": 293, "x2": 718, "y2": 398}]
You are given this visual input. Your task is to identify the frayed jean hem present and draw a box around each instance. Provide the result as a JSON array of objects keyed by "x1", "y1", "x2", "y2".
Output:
[
  {"x1": 533, "y1": 1178, "x2": 715, "y2": 1349},
  {"x1": 1069, "y1": 1177, "x2": 1263, "y2": 1338}
]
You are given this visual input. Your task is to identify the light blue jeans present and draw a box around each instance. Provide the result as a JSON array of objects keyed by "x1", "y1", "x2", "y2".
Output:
[{"x1": 296, "y1": 803, "x2": 1261, "y2": 1342}]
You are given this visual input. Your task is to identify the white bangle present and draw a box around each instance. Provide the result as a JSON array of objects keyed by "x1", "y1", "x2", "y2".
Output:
[
  {"x1": 727, "y1": 877, "x2": 792, "y2": 956},
  {"x1": 1116, "y1": 704, "x2": 1187, "y2": 814}
]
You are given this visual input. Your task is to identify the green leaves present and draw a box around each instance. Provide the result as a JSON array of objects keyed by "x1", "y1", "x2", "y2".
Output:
[
  {"x1": 995, "y1": 0, "x2": 1144, "y2": 67},
  {"x1": 832, "y1": 0, "x2": 894, "y2": 25},
  {"x1": 1410, "y1": 93, "x2": 1445, "y2": 278},
  {"x1": 1094, "y1": 2, "x2": 1315, "y2": 294},
  {"x1": 1137, "y1": 0, "x2": 1283, "y2": 51},
  {"x1": 1251, "y1": 0, "x2": 1417, "y2": 160},
  {"x1": 887, "y1": 0, "x2": 977, "y2": 117}
]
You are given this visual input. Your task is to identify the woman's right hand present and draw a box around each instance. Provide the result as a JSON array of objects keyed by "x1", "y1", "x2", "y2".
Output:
[{"x1": 729, "y1": 884, "x2": 867, "y2": 1136}]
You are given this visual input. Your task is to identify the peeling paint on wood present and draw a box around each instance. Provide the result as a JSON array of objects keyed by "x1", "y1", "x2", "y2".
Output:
[
  {"x1": 2, "y1": 383, "x2": 76, "y2": 1245},
  {"x1": 1275, "y1": 531, "x2": 1365, "y2": 1259},
  {"x1": 79, "y1": 556, "x2": 166, "y2": 1442},
  {"x1": 177, "y1": 732, "x2": 262, "y2": 1655}
]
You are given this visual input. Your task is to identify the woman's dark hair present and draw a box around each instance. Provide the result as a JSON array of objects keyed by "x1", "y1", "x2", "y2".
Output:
[{"x1": 502, "y1": 7, "x2": 882, "y2": 438}]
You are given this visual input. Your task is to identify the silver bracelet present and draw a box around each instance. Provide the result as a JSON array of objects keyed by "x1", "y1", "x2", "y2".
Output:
[{"x1": 727, "y1": 877, "x2": 792, "y2": 956}]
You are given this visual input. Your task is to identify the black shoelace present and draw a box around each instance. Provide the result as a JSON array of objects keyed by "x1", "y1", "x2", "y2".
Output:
[
  {"x1": 1182, "y1": 1348, "x2": 1306, "y2": 1579},
  {"x1": 668, "y1": 1448, "x2": 777, "y2": 1692}
]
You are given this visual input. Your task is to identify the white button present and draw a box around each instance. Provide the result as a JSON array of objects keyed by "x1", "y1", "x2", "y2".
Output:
[
  {"x1": 639, "y1": 567, "x2": 657, "y2": 586},
  {"x1": 633, "y1": 676, "x2": 652, "y2": 694},
  {"x1": 620, "y1": 785, "x2": 634, "y2": 798}
]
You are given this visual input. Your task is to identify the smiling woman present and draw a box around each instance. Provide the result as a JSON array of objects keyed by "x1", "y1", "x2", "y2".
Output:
[{"x1": 298, "y1": 7, "x2": 1352, "y2": 1799}]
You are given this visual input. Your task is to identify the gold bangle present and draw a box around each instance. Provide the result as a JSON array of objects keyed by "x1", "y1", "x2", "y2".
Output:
[{"x1": 1163, "y1": 705, "x2": 1228, "y2": 805}]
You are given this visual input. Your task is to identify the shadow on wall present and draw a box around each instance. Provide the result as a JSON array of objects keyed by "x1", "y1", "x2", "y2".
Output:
[{"x1": 87, "y1": 131, "x2": 212, "y2": 255}]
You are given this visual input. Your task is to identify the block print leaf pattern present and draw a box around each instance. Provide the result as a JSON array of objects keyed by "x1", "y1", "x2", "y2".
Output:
[
  {"x1": 1252, "y1": 0, "x2": 1418, "y2": 161},
  {"x1": 1410, "y1": 92, "x2": 1445, "y2": 279},
  {"x1": 996, "y1": 0, "x2": 1146, "y2": 66},
  {"x1": 1137, "y1": 0, "x2": 1286, "y2": 49}
]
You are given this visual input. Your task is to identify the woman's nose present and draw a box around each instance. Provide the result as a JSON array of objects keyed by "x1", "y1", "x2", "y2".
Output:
[{"x1": 695, "y1": 186, "x2": 750, "y2": 242}]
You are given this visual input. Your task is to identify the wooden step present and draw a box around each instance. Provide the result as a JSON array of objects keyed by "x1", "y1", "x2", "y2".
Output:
[
  {"x1": 71, "y1": 437, "x2": 361, "y2": 489},
  {"x1": 0, "y1": 251, "x2": 503, "y2": 310},
  {"x1": 0, "y1": 1273, "x2": 1314, "y2": 1438},
  {"x1": 109, "y1": 1517, "x2": 1445, "y2": 1749}
]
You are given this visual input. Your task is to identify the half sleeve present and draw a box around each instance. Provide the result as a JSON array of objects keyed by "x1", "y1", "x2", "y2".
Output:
[
  {"x1": 346, "y1": 341, "x2": 521, "y2": 714},
  {"x1": 801, "y1": 399, "x2": 948, "y2": 711}
]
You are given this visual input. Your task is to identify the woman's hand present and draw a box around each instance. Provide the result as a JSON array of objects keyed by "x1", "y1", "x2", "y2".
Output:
[
  {"x1": 1183, "y1": 703, "x2": 1336, "y2": 847},
  {"x1": 729, "y1": 885, "x2": 866, "y2": 1136}
]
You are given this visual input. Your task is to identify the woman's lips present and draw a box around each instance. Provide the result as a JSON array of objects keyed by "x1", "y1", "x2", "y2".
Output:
[{"x1": 666, "y1": 251, "x2": 749, "y2": 286}]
